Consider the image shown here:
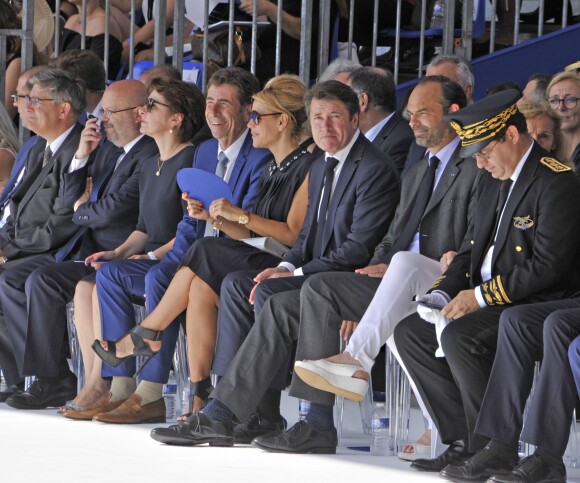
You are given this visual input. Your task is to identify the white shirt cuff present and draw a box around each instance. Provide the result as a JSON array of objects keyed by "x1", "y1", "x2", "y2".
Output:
[
  {"x1": 278, "y1": 261, "x2": 296, "y2": 273},
  {"x1": 68, "y1": 155, "x2": 89, "y2": 173},
  {"x1": 474, "y1": 285, "x2": 487, "y2": 308}
]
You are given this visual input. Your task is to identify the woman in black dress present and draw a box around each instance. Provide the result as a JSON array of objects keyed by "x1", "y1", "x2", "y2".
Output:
[{"x1": 94, "y1": 74, "x2": 314, "y2": 412}]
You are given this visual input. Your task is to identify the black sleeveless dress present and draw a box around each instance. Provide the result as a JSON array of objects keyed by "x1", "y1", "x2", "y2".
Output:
[{"x1": 180, "y1": 145, "x2": 313, "y2": 294}]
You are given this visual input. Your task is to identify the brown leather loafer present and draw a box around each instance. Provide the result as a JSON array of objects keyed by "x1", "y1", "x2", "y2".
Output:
[
  {"x1": 92, "y1": 393, "x2": 166, "y2": 424},
  {"x1": 63, "y1": 393, "x2": 124, "y2": 421}
]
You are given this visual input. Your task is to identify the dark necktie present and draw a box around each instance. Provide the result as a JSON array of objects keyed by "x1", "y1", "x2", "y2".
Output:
[
  {"x1": 313, "y1": 157, "x2": 339, "y2": 258},
  {"x1": 42, "y1": 146, "x2": 52, "y2": 168},
  {"x1": 215, "y1": 152, "x2": 229, "y2": 179},
  {"x1": 391, "y1": 155, "x2": 440, "y2": 254}
]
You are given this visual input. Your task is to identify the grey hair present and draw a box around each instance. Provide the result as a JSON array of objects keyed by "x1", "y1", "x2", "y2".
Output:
[
  {"x1": 28, "y1": 68, "x2": 86, "y2": 118},
  {"x1": 427, "y1": 54, "x2": 475, "y2": 92},
  {"x1": 318, "y1": 58, "x2": 362, "y2": 83},
  {"x1": 0, "y1": 103, "x2": 20, "y2": 153}
]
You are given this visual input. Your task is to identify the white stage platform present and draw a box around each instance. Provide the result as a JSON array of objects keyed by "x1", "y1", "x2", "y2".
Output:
[{"x1": 2, "y1": 398, "x2": 580, "y2": 483}]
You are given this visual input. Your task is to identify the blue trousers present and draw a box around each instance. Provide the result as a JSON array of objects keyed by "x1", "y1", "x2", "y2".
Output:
[
  {"x1": 96, "y1": 258, "x2": 180, "y2": 383},
  {"x1": 569, "y1": 335, "x2": 580, "y2": 397}
]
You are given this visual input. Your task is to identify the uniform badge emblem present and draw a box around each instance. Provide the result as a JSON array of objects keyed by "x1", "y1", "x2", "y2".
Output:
[{"x1": 513, "y1": 216, "x2": 534, "y2": 230}]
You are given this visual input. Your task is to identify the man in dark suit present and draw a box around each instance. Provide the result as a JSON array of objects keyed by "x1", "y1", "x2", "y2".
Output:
[
  {"x1": 87, "y1": 67, "x2": 270, "y2": 424},
  {"x1": 149, "y1": 80, "x2": 401, "y2": 451},
  {"x1": 0, "y1": 80, "x2": 157, "y2": 410},
  {"x1": 347, "y1": 66, "x2": 415, "y2": 174},
  {"x1": 0, "y1": 68, "x2": 85, "y2": 399},
  {"x1": 290, "y1": 75, "x2": 477, "y2": 410},
  {"x1": 0, "y1": 67, "x2": 49, "y2": 223},
  {"x1": 392, "y1": 90, "x2": 580, "y2": 476},
  {"x1": 450, "y1": 296, "x2": 580, "y2": 482}
]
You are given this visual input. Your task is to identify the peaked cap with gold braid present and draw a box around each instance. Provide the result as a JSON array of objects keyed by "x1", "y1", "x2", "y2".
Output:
[{"x1": 445, "y1": 89, "x2": 522, "y2": 158}]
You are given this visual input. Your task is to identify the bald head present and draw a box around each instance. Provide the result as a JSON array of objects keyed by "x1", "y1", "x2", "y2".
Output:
[
  {"x1": 107, "y1": 79, "x2": 148, "y2": 107},
  {"x1": 100, "y1": 80, "x2": 148, "y2": 147}
]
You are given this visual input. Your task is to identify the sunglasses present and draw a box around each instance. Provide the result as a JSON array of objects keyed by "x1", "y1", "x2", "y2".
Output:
[
  {"x1": 145, "y1": 97, "x2": 171, "y2": 112},
  {"x1": 248, "y1": 110, "x2": 280, "y2": 124}
]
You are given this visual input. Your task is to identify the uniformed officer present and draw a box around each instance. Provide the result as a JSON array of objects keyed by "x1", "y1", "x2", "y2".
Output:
[{"x1": 392, "y1": 89, "x2": 580, "y2": 477}]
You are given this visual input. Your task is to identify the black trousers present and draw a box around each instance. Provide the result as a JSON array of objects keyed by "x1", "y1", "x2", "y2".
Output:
[
  {"x1": 0, "y1": 256, "x2": 93, "y2": 385},
  {"x1": 476, "y1": 299, "x2": 580, "y2": 457},
  {"x1": 211, "y1": 274, "x2": 310, "y2": 422},
  {"x1": 394, "y1": 306, "x2": 505, "y2": 452}
]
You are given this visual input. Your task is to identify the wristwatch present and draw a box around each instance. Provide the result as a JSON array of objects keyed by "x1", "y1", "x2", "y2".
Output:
[
  {"x1": 238, "y1": 211, "x2": 250, "y2": 225},
  {"x1": 147, "y1": 251, "x2": 158, "y2": 260}
]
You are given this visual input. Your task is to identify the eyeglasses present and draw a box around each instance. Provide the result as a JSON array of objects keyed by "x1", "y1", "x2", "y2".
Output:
[
  {"x1": 248, "y1": 110, "x2": 280, "y2": 125},
  {"x1": 25, "y1": 95, "x2": 58, "y2": 107},
  {"x1": 99, "y1": 106, "x2": 140, "y2": 118},
  {"x1": 473, "y1": 139, "x2": 500, "y2": 160},
  {"x1": 145, "y1": 97, "x2": 171, "y2": 112},
  {"x1": 547, "y1": 96, "x2": 579, "y2": 110},
  {"x1": 10, "y1": 92, "x2": 26, "y2": 103}
]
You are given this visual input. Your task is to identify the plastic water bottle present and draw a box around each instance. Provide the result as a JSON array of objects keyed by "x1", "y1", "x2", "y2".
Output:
[
  {"x1": 371, "y1": 403, "x2": 390, "y2": 456},
  {"x1": 163, "y1": 371, "x2": 178, "y2": 422},
  {"x1": 298, "y1": 399, "x2": 311, "y2": 421},
  {"x1": 430, "y1": 0, "x2": 445, "y2": 29},
  {"x1": 181, "y1": 382, "x2": 192, "y2": 416}
]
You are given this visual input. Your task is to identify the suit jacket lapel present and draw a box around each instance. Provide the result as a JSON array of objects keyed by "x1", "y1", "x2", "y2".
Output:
[
  {"x1": 17, "y1": 124, "x2": 81, "y2": 216},
  {"x1": 374, "y1": 114, "x2": 399, "y2": 145},
  {"x1": 319, "y1": 136, "x2": 364, "y2": 254},
  {"x1": 303, "y1": 158, "x2": 325, "y2": 258},
  {"x1": 227, "y1": 131, "x2": 252, "y2": 191},
  {"x1": 471, "y1": 175, "x2": 501, "y2": 273},
  {"x1": 423, "y1": 146, "x2": 463, "y2": 217}
]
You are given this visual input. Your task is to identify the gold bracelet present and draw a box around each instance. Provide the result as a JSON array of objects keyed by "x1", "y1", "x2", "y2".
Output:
[{"x1": 213, "y1": 218, "x2": 223, "y2": 230}]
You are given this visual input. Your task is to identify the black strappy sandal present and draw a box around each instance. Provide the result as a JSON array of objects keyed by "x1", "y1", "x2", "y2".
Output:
[
  {"x1": 91, "y1": 325, "x2": 162, "y2": 375},
  {"x1": 177, "y1": 377, "x2": 213, "y2": 420}
]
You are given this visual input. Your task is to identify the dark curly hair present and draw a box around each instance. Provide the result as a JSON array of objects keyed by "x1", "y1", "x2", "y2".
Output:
[{"x1": 147, "y1": 79, "x2": 206, "y2": 143}]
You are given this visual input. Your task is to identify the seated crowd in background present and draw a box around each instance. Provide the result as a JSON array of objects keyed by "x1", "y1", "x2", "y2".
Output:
[{"x1": 2, "y1": 5, "x2": 580, "y2": 480}]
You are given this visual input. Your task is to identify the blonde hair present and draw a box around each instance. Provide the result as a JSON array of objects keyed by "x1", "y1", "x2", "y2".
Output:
[
  {"x1": 519, "y1": 100, "x2": 567, "y2": 164},
  {"x1": 546, "y1": 71, "x2": 580, "y2": 97},
  {"x1": 253, "y1": 74, "x2": 307, "y2": 140}
]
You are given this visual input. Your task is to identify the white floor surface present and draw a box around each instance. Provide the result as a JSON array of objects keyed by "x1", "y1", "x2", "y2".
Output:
[{"x1": 2, "y1": 398, "x2": 580, "y2": 483}]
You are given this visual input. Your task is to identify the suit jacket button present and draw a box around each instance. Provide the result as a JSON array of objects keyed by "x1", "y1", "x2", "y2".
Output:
[
  {"x1": 470, "y1": 240, "x2": 474, "y2": 245},
  {"x1": 516, "y1": 246, "x2": 522, "y2": 252}
]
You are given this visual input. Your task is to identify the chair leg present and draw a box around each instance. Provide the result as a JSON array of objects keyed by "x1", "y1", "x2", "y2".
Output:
[
  {"x1": 66, "y1": 301, "x2": 85, "y2": 394},
  {"x1": 565, "y1": 409, "x2": 580, "y2": 468}
]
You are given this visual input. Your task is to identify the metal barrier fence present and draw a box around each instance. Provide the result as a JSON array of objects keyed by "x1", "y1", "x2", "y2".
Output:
[{"x1": 0, "y1": 0, "x2": 575, "y2": 98}]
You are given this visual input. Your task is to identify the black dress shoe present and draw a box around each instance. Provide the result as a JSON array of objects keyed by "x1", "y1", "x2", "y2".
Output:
[
  {"x1": 440, "y1": 444, "x2": 519, "y2": 481},
  {"x1": 411, "y1": 442, "x2": 472, "y2": 472},
  {"x1": 5, "y1": 374, "x2": 77, "y2": 410},
  {"x1": 488, "y1": 453, "x2": 566, "y2": 483},
  {"x1": 150, "y1": 412, "x2": 234, "y2": 446},
  {"x1": 0, "y1": 383, "x2": 25, "y2": 403},
  {"x1": 252, "y1": 421, "x2": 337, "y2": 454},
  {"x1": 234, "y1": 413, "x2": 287, "y2": 444}
]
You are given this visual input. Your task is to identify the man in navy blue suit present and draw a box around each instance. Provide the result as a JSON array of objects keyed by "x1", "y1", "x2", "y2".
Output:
[
  {"x1": 87, "y1": 67, "x2": 270, "y2": 424},
  {"x1": 0, "y1": 80, "x2": 158, "y2": 409},
  {"x1": 149, "y1": 80, "x2": 401, "y2": 451}
]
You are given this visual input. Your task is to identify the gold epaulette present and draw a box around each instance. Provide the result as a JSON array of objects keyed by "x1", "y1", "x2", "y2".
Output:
[
  {"x1": 540, "y1": 157, "x2": 571, "y2": 173},
  {"x1": 481, "y1": 275, "x2": 512, "y2": 306}
]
